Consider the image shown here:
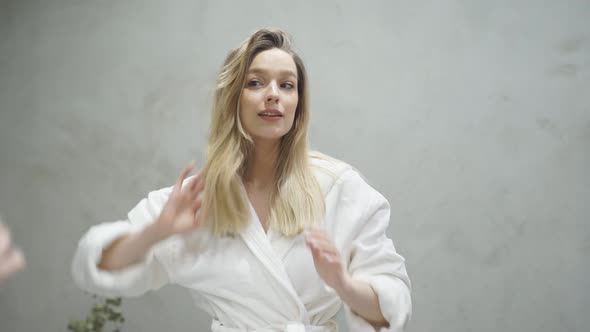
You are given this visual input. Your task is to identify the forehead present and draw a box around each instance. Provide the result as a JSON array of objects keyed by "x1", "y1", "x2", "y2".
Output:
[{"x1": 248, "y1": 48, "x2": 297, "y2": 76}]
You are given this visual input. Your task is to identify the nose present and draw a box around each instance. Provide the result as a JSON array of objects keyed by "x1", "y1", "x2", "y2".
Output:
[{"x1": 265, "y1": 82, "x2": 279, "y2": 104}]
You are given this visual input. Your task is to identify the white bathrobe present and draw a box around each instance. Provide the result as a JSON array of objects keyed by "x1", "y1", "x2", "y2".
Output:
[{"x1": 71, "y1": 153, "x2": 412, "y2": 331}]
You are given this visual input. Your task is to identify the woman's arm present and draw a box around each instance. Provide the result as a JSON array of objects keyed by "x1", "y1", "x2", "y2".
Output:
[
  {"x1": 335, "y1": 275, "x2": 388, "y2": 326},
  {"x1": 309, "y1": 167, "x2": 412, "y2": 331},
  {"x1": 72, "y1": 163, "x2": 206, "y2": 297},
  {"x1": 97, "y1": 222, "x2": 166, "y2": 271},
  {"x1": 305, "y1": 228, "x2": 388, "y2": 326},
  {"x1": 98, "y1": 163, "x2": 204, "y2": 271}
]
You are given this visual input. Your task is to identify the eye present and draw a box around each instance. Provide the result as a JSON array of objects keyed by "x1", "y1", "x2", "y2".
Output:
[
  {"x1": 247, "y1": 79, "x2": 263, "y2": 88},
  {"x1": 281, "y1": 82, "x2": 295, "y2": 89}
]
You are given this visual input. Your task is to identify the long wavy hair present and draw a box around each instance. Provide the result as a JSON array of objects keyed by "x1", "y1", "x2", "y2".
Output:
[{"x1": 201, "y1": 28, "x2": 325, "y2": 236}]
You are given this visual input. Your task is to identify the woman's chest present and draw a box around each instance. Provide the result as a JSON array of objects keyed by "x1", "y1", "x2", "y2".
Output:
[
  {"x1": 245, "y1": 189, "x2": 272, "y2": 231},
  {"x1": 172, "y1": 232, "x2": 330, "y2": 300}
]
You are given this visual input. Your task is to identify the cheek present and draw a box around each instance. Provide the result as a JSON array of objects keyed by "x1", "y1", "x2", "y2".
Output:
[
  {"x1": 285, "y1": 94, "x2": 299, "y2": 115},
  {"x1": 239, "y1": 92, "x2": 255, "y2": 113}
]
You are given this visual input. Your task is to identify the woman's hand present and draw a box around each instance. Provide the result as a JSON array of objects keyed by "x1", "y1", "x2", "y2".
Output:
[
  {"x1": 152, "y1": 162, "x2": 205, "y2": 240},
  {"x1": 304, "y1": 227, "x2": 351, "y2": 292},
  {"x1": 0, "y1": 221, "x2": 25, "y2": 284},
  {"x1": 305, "y1": 227, "x2": 389, "y2": 326},
  {"x1": 96, "y1": 162, "x2": 205, "y2": 271}
]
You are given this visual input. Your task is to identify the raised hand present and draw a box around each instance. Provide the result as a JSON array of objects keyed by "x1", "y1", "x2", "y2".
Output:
[
  {"x1": 153, "y1": 162, "x2": 205, "y2": 240},
  {"x1": 304, "y1": 227, "x2": 350, "y2": 291},
  {"x1": 0, "y1": 221, "x2": 25, "y2": 284}
]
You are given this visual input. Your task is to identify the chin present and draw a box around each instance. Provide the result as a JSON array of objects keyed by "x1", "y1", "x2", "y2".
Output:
[
  {"x1": 251, "y1": 129, "x2": 290, "y2": 142},
  {"x1": 252, "y1": 134, "x2": 286, "y2": 142}
]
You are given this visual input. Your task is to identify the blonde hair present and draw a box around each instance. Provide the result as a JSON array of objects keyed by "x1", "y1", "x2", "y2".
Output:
[{"x1": 201, "y1": 28, "x2": 325, "y2": 236}]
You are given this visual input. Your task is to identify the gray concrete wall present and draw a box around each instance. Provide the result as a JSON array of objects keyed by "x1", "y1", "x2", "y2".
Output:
[{"x1": 0, "y1": 0, "x2": 588, "y2": 331}]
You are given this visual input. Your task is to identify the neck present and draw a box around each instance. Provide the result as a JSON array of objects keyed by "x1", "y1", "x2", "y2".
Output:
[{"x1": 243, "y1": 138, "x2": 280, "y2": 190}]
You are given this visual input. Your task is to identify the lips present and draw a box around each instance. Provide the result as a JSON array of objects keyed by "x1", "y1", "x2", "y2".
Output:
[{"x1": 257, "y1": 109, "x2": 283, "y2": 117}]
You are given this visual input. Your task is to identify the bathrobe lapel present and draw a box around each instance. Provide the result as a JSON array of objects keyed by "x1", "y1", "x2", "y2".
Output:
[{"x1": 239, "y1": 198, "x2": 310, "y2": 324}]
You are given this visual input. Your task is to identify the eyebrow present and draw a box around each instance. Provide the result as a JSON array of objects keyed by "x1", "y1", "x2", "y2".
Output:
[{"x1": 247, "y1": 67, "x2": 297, "y2": 79}]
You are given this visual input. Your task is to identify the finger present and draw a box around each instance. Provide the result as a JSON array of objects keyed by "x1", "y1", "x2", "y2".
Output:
[
  {"x1": 191, "y1": 197, "x2": 202, "y2": 214},
  {"x1": 308, "y1": 234, "x2": 334, "y2": 245},
  {"x1": 304, "y1": 227, "x2": 331, "y2": 243},
  {"x1": 194, "y1": 173, "x2": 205, "y2": 194},
  {"x1": 321, "y1": 252, "x2": 336, "y2": 263},
  {"x1": 306, "y1": 238, "x2": 338, "y2": 256},
  {"x1": 184, "y1": 176, "x2": 200, "y2": 199},
  {"x1": 306, "y1": 237, "x2": 333, "y2": 256},
  {"x1": 188, "y1": 171, "x2": 205, "y2": 198},
  {"x1": 174, "y1": 161, "x2": 195, "y2": 192},
  {"x1": 308, "y1": 242, "x2": 321, "y2": 260},
  {"x1": 305, "y1": 232, "x2": 328, "y2": 245},
  {"x1": 305, "y1": 232, "x2": 336, "y2": 249},
  {"x1": 192, "y1": 168, "x2": 205, "y2": 188},
  {"x1": 186, "y1": 174, "x2": 199, "y2": 191},
  {"x1": 308, "y1": 239, "x2": 338, "y2": 256},
  {"x1": 308, "y1": 239, "x2": 338, "y2": 260},
  {"x1": 306, "y1": 228, "x2": 332, "y2": 242},
  {"x1": 186, "y1": 168, "x2": 204, "y2": 192},
  {"x1": 311, "y1": 247, "x2": 339, "y2": 265},
  {"x1": 0, "y1": 248, "x2": 25, "y2": 282},
  {"x1": 0, "y1": 227, "x2": 12, "y2": 256}
]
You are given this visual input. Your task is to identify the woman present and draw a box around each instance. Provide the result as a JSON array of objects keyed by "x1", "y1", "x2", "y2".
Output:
[{"x1": 72, "y1": 28, "x2": 411, "y2": 331}]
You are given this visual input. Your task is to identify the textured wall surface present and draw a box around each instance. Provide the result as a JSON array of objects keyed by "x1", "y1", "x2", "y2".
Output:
[{"x1": 0, "y1": 1, "x2": 588, "y2": 331}]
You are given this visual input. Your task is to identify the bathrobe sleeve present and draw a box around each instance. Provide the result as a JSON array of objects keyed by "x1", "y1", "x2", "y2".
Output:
[
  {"x1": 71, "y1": 185, "x2": 178, "y2": 298},
  {"x1": 338, "y1": 169, "x2": 412, "y2": 331}
]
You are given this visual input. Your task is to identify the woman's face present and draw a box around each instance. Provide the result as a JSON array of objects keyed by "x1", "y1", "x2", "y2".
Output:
[{"x1": 239, "y1": 48, "x2": 299, "y2": 143}]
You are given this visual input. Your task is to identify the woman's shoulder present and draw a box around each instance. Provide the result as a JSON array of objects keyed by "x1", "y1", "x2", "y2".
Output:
[
  {"x1": 308, "y1": 150, "x2": 372, "y2": 196},
  {"x1": 309, "y1": 150, "x2": 351, "y2": 175}
]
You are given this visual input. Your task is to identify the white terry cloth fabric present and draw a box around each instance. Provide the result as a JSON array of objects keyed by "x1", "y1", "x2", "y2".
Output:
[{"x1": 72, "y1": 151, "x2": 412, "y2": 331}]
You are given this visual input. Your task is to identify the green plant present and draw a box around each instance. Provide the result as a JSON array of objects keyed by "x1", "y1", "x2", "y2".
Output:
[{"x1": 68, "y1": 296, "x2": 125, "y2": 332}]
